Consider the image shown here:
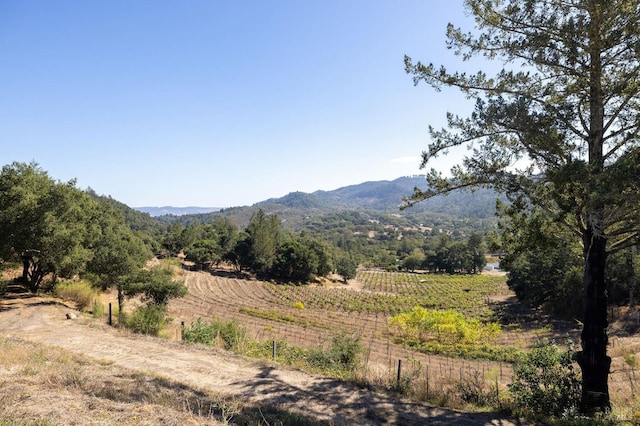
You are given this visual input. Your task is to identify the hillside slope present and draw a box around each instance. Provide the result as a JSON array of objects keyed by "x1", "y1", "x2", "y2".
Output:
[
  {"x1": 0, "y1": 292, "x2": 522, "y2": 426},
  {"x1": 152, "y1": 176, "x2": 501, "y2": 230}
]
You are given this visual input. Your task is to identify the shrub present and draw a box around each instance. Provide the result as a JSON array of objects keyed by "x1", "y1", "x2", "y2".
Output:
[
  {"x1": 508, "y1": 339, "x2": 581, "y2": 417},
  {"x1": 54, "y1": 280, "x2": 98, "y2": 310},
  {"x1": 307, "y1": 331, "x2": 362, "y2": 373},
  {"x1": 183, "y1": 317, "x2": 248, "y2": 351},
  {"x1": 125, "y1": 304, "x2": 171, "y2": 336},
  {"x1": 390, "y1": 307, "x2": 501, "y2": 345},
  {"x1": 245, "y1": 339, "x2": 307, "y2": 365}
]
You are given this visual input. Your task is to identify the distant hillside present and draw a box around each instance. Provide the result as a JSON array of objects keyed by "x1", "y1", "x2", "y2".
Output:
[
  {"x1": 153, "y1": 176, "x2": 502, "y2": 231},
  {"x1": 86, "y1": 189, "x2": 168, "y2": 236},
  {"x1": 135, "y1": 206, "x2": 221, "y2": 217},
  {"x1": 311, "y1": 176, "x2": 422, "y2": 210},
  {"x1": 258, "y1": 176, "x2": 500, "y2": 218}
]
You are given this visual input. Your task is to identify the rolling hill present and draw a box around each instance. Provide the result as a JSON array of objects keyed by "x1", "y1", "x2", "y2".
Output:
[{"x1": 145, "y1": 176, "x2": 502, "y2": 233}]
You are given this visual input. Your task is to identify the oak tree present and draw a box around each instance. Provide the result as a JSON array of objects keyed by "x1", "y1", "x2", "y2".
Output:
[{"x1": 0, "y1": 162, "x2": 94, "y2": 291}]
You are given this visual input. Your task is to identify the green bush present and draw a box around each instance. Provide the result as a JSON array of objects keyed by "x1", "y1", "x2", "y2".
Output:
[
  {"x1": 246, "y1": 339, "x2": 307, "y2": 364},
  {"x1": 306, "y1": 331, "x2": 362, "y2": 373},
  {"x1": 508, "y1": 339, "x2": 581, "y2": 417},
  {"x1": 390, "y1": 307, "x2": 501, "y2": 345},
  {"x1": 183, "y1": 317, "x2": 248, "y2": 351},
  {"x1": 125, "y1": 304, "x2": 171, "y2": 336}
]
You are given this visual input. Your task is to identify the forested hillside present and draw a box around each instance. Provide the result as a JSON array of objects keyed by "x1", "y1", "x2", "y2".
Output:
[
  {"x1": 153, "y1": 176, "x2": 501, "y2": 232},
  {"x1": 149, "y1": 176, "x2": 500, "y2": 278}
]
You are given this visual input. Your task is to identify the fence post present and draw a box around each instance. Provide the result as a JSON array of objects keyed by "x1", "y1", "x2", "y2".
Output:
[
  {"x1": 181, "y1": 321, "x2": 185, "y2": 341},
  {"x1": 108, "y1": 303, "x2": 112, "y2": 326},
  {"x1": 397, "y1": 359, "x2": 402, "y2": 388},
  {"x1": 426, "y1": 364, "x2": 429, "y2": 399},
  {"x1": 272, "y1": 340, "x2": 277, "y2": 361}
]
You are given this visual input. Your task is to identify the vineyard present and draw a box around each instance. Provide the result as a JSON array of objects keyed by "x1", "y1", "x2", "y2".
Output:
[{"x1": 166, "y1": 268, "x2": 638, "y2": 412}]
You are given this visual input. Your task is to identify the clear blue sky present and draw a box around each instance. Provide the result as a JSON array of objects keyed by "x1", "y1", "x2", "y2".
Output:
[{"x1": 0, "y1": 1, "x2": 474, "y2": 207}]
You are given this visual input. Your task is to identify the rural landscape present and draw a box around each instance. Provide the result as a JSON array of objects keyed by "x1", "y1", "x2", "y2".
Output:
[
  {"x1": 1, "y1": 162, "x2": 639, "y2": 425},
  {"x1": 5, "y1": 0, "x2": 640, "y2": 425}
]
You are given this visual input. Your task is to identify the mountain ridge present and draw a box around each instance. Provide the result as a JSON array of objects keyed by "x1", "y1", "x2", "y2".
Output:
[
  {"x1": 141, "y1": 176, "x2": 501, "y2": 231},
  {"x1": 134, "y1": 206, "x2": 222, "y2": 217}
]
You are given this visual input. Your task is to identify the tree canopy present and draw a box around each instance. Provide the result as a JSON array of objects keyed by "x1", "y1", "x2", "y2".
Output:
[
  {"x1": 404, "y1": 0, "x2": 640, "y2": 413},
  {"x1": 0, "y1": 163, "x2": 95, "y2": 291}
]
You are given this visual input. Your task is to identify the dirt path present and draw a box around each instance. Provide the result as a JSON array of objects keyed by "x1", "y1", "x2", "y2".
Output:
[{"x1": 0, "y1": 292, "x2": 524, "y2": 425}]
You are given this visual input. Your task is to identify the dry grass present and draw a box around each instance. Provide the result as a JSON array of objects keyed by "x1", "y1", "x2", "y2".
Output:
[
  {"x1": 0, "y1": 336, "x2": 229, "y2": 425},
  {"x1": 0, "y1": 336, "x2": 319, "y2": 426}
]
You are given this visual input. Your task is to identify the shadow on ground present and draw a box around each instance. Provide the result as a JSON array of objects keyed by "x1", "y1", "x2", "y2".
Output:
[{"x1": 235, "y1": 365, "x2": 526, "y2": 426}]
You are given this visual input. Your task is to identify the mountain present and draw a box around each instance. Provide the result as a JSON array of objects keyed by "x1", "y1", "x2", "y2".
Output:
[
  {"x1": 134, "y1": 206, "x2": 221, "y2": 217},
  {"x1": 259, "y1": 176, "x2": 500, "y2": 218},
  {"x1": 311, "y1": 176, "x2": 422, "y2": 210},
  {"x1": 152, "y1": 176, "x2": 502, "y2": 231}
]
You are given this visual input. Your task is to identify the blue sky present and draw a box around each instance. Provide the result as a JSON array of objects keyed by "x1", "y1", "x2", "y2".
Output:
[{"x1": 0, "y1": 1, "x2": 474, "y2": 207}]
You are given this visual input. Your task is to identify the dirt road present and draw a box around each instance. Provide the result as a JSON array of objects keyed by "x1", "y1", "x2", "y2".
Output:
[{"x1": 0, "y1": 291, "x2": 523, "y2": 425}]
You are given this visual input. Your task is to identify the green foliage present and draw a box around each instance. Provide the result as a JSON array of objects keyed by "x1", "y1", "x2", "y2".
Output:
[
  {"x1": 245, "y1": 338, "x2": 307, "y2": 364},
  {"x1": 405, "y1": 0, "x2": 640, "y2": 412},
  {"x1": 85, "y1": 188, "x2": 167, "y2": 240},
  {"x1": 268, "y1": 271, "x2": 506, "y2": 319},
  {"x1": 305, "y1": 331, "x2": 362, "y2": 373},
  {"x1": 0, "y1": 162, "x2": 96, "y2": 291},
  {"x1": 245, "y1": 209, "x2": 282, "y2": 276},
  {"x1": 85, "y1": 203, "x2": 151, "y2": 318},
  {"x1": 335, "y1": 255, "x2": 357, "y2": 282},
  {"x1": 392, "y1": 338, "x2": 520, "y2": 363},
  {"x1": 390, "y1": 307, "x2": 500, "y2": 345},
  {"x1": 271, "y1": 238, "x2": 318, "y2": 283},
  {"x1": 419, "y1": 234, "x2": 486, "y2": 274},
  {"x1": 54, "y1": 280, "x2": 99, "y2": 311},
  {"x1": 184, "y1": 239, "x2": 220, "y2": 267},
  {"x1": 126, "y1": 265, "x2": 187, "y2": 306},
  {"x1": 509, "y1": 339, "x2": 581, "y2": 417},
  {"x1": 499, "y1": 205, "x2": 584, "y2": 318},
  {"x1": 182, "y1": 317, "x2": 248, "y2": 351},
  {"x1": 124, "y1": 304, "x2": 172, "y2": 336}
]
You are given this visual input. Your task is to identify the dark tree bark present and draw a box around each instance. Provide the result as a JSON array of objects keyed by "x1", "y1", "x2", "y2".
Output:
[
  {"x1": 577, "y1": 225, "x2": 611, "y2": 413},
  {"x1": 21, "y1": 252, "x2": 45, "y2": 293}
]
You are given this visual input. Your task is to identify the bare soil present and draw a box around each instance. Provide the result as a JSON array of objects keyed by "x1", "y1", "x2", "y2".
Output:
[{"x1": 0, "y1": 286, "x2": 525, "y2": 425}]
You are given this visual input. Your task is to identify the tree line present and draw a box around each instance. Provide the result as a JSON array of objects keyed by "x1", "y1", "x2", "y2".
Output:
[
  {"x1": 0, "y1": 162, "x2": 186, "y2": 324},
  {"x1": 161, "y1": 209, "x2": 357, "y2": 283}
]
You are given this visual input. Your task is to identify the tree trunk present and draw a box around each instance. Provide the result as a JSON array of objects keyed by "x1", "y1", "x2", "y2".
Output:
[
  {"x1": 577, "y1": 225, "x2": 611, "y2": 414},
  {"x1": 21, "y1": 254, "x2": 44, "y2": 293},
  {"x1": 117, "y1": 285, "x2": 124, "y2": 326},
  {"x1": 22, "y1": 256, "x2": 30, "y2": 284}
]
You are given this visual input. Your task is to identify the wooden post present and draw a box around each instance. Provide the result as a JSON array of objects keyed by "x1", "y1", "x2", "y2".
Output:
[
  {"x1": 425, "y1": 364, "x2": 429, "y2": 399},
  {"x1": 272, "y1": 340, "x2": 277, "y2": 361},
  {"x1": 108, "y1": 303, "x2": 112, "y2": 326},
  {"x1": 181, "y1": 321, "x2": 185, "y2": 341},
  {"x1": 397, "y1": 359, "x2": 402, "y2": 388}
]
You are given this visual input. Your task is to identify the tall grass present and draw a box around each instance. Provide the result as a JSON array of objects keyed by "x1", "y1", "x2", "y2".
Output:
[
  {"x1": 124, "y1": 304, "x2": 171, "y2": 336},
  {"x1": 183, "y1": 317, "x2": 363, "y2": 378},
  {"x1": 54, "y1": 280, "x2": 99, "y2": 311}
]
